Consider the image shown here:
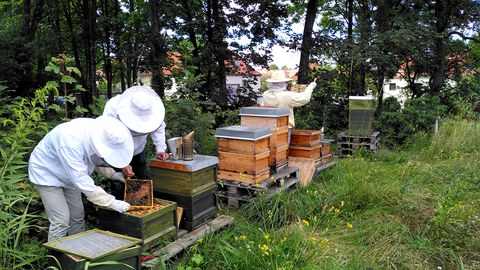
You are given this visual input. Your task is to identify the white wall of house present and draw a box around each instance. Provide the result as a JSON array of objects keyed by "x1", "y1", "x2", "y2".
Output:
[
  {"x1": 226, "y1": 74, "x2": 262, "y2": 103},
  {"x1": 382, "y1": 76, "x2": 429, "y2": 104}
]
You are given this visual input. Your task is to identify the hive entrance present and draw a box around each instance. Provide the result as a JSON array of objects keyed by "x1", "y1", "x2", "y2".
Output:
[{"x1": 124, "y1": 179, "x2": 153, "y2": 208}]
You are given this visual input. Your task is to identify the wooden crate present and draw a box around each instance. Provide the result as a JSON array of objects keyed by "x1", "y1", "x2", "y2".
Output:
[
  {"x1": 44, "y1": 229, "x2": 142, "y2": 270},
  {"x1": 269, "y1": 144, "x2": 289, "y2": 169},
  {"x1": 320, "y1": 140, "x2": 332, "y2": 157},
  {"x1": 155, "y1": 186, "x2": 218, "y2": 231},
  {"x1": 290, "y1": 129, "x2": 322, "y2": 147},
  {"x1": 150, "y1": 155, "x2": 218, "y2": 197},
  {"x1": 321, "y1": 154, "x2": 333, "y2": 164},
  {"x1": 288, "y1": 143, "x2": 321, "y2": 159},
  {"x1": 217, "y1": 150, "x2": 270, "y2": 175},
  {"x1": 239, "y1": 107, "x2": 290, "y2": 129},
  {"x1": 98, "y1": 199, "x2": 177, "y2": 251},
  {"x1": 217, "y1": 169, "x2": 270, "y2": 185},
  {"x1": 216, "y1": 136, "x2": 269, "y2": 155},
  {"x1": 269, "y1": 126, "x2": 289, "y2": 148}
]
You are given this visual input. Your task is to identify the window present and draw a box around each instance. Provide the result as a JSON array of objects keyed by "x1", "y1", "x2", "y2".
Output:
[{"x1": 389, "y1": 83, "x2": 396, "y2": 91}]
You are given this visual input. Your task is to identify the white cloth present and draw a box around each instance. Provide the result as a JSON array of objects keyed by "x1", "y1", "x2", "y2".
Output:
[
  {"x1": 261, "y1": 82, "x2": 316, "y2": 128},
  {"x1": 103, "y1": 95, "x2": 167, "y2": 154},
  {"x1": 28, "y1": 118, "x2": 106, "y2": 196}
]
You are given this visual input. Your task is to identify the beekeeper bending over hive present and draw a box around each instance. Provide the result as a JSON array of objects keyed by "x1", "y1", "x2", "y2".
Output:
[
  {"x1": 28, "y1": 116, "x2": 134, "y2": 242},
  {"x1": 101, "y1": 86, "x2": 168, "y2": 199},
  {"x1": 262, "y1": 70, "x2": 317, "y2": 129}
]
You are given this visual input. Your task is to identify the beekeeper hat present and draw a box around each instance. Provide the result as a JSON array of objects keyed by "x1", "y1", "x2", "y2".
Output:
[
  {"x1": 117, "y1": 86, "x2": 165, "y2": 134},
  {"x1": 266, "y1": 70, "x2": 292, "y2": 82},
  {"x1": 91, "y1": 116, "x2": 134, "y2": 168}
]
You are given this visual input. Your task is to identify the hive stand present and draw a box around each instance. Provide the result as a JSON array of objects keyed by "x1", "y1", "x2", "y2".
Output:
[
  {"x1": 336, "y1": 130, "x2": 380, "y2": 157},
  {"x1": 216, "y1": 166, "x2": 299, "y2": 208}
]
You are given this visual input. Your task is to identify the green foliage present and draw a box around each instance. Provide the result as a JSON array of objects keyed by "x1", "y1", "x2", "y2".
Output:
[
  {"x1": 164, "y1": 97, "x2": 217, "y2": 156},
  {"x1": 375, "y1": 94, "x2": 448, "y2": 149},
  {"x1": 0, "y1": 84, "x2": 51, "y2": 269}
]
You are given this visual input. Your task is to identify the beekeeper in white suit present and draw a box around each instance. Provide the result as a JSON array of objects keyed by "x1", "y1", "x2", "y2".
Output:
[
  {"x1": 28, "y1": 116, "x2": 134, "y2": 242},
  {"x1": 261, "y1": 70, "x2": 317, "y2": 142},
  {"x1": 102, "y1": 85, "x2": 167, "y2": 199}
]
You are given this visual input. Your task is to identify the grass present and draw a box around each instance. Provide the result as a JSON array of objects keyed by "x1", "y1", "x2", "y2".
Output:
[{"x1": 167, "y1": 118, "x2": 480, "y2": 270}]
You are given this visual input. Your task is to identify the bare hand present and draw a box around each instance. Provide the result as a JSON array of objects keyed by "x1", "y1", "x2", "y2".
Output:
[
  {"x1": 156, "y1": 152, "x2": 170, "y2": 160},
  {"x1": 122, "y1": 165, "x2": 135, "y2": 177}
]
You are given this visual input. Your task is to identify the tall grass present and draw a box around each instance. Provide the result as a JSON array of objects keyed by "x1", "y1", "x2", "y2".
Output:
[
  {"x1": 0, "y1": 85, "x2": 53, "y2": 269},
  {"x1": 173, "y1": 117, "x2": 480, "y2": 269}
]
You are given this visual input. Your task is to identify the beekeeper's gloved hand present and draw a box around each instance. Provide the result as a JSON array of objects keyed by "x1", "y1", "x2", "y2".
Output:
[
  {"x1": 111, "y1": 172, "x2": 125, "y2": 182},
  {"x1": 109, "y1": 200, "x2": 130, "y2": 213}
]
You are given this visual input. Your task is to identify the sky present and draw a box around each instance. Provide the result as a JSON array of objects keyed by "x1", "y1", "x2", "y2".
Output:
[{"x1": 270, "y1": 45, "x2": 301, "y2": 69}]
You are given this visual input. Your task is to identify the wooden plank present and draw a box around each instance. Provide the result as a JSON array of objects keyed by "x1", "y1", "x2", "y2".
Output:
[
  {"x1": 142, "y1": 215, "x2": 235, "y2": 267},
  {"x1": 288, "y1": 157, "x2": 316, "y2": 187}
]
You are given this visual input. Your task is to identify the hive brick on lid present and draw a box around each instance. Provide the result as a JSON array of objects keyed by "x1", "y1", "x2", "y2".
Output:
[
  {"x1": 215, "y1": 125, "x2": 271, "y2": 184},
  {"x1": 239, "y1": 106, "x2": 289, "y2": 128},
  {"x1": 149, "y1": 155, "x2": 219, "y2": 231}
]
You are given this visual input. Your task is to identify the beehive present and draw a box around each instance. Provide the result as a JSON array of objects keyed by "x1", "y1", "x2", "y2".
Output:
[
  {"x1": 44, "y1": 229, "x2": 142, "y2": 270},
  {"x1": 98, "y1": 199, "x2": 177, "y2": 250},
  {"x1": 239, "y1": 106, "x2": 289, "y2": 129},
  {"x1": 290, "y1": 129, "x2": 322, "y2": 147},
  {"x1": 349, "y1": 96, "x2": 375, "y2": 136},
  {"x1": 288, "y1": 143, "x2": 321, "y2": 159},
  {"x1": 150, "y1": 155, "x2": 219, "y2": 231},
  {"x1": 215, "y1": 126, "x2": 271, "y2": 184}
]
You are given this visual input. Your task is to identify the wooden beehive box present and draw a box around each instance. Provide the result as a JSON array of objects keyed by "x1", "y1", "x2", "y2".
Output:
[
  {"x1": 290, "y1": 129, "x2": 322, "y2": 147},
  {"x1": 321, "y1": 139, "x2": 332, "y2": 157},
  {"x1": 270, "y1": 126, "x2": 289, "y2": 148},
  {"x1": 239, "y1": 106, "x2": 289, "y2": 129},
  {"x1": 155, "y1": 186, "x2": 217, "y2": 231},
  {"x1": 150, "y1": 155, "x2": 219, "y2": 197},
  {"x1": 44, "y1": 229, "x2": 142, "y2": 270},
  {"x1": 289, "y1": 143, "x2": 321, "y2": 159},
  {"x1": 215, "y1": 126, "x2": 271, "y2": 184},
  {"x1": 98, "y1": 199, "x2": 177, "y2": 251},
  {"x1": 269, "y1": 144, "x2": 289, "y2": 170}
]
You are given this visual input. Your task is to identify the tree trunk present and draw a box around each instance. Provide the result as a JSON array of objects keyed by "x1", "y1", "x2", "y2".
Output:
[{"x1": 298, "y1": 0, "x2": 318, "y2": 84}]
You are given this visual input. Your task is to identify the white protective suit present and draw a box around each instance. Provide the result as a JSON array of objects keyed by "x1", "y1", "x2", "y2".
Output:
[
  {"x1": 103, "y1": 95, "x2": 167, "y2": 155},
  {"x1": 29, "y1": 118, "x2": 114, "y2": 203},
  {"x1": 261, "y1": 82, "x2": 317, "y2": 128}
]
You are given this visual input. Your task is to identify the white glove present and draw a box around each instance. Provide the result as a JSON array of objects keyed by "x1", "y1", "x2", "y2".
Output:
[
  {"x1": 111, "y1": 172, "x2": 125, "y2": 182},
  {"x1": 109, "y1": 200, "x2": 130, "y2": 213}
]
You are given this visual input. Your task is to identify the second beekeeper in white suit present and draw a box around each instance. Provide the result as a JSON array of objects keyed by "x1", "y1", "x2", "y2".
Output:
[{"x1": 28, "y1": 116, "x2": 134, "y2": 242}]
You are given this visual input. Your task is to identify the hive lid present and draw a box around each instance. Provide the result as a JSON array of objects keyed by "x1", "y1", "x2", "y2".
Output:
[
  {"x1": 239, "y1": 106, "x2": 290, "y2": 117},
  {"x1": 215, "y1": 125, "x2": 271, "y2": 141},
  {"x1": 43, "y1": 229, "x2": 141, "y2": 260},
  {"x1": 150, "y1": 154, "x2": 219, "y2": 172}
]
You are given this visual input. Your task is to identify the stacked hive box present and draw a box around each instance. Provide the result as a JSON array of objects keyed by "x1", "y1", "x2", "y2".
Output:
[
  {"x1": 149, "y1": 155, "x2": 219, "y2": 231},
  {"x1": 215, "y1": 126, "x2": 271, "y2": 184},
  {"x1": 289, "y1": 129, "x2": 322, "y2": 163},
  {"x1": 239, "y1": 107, "x2": 289, "y2": 172},
  {"x1": 348, "y1": 96, "x2": 375, "y2": 136},
  {"x1": 320, "y1": 139, "x2": 334, "y2": 164},
  {"x1": 98, "y1": 199, "x2": 178, "y2": 251}
]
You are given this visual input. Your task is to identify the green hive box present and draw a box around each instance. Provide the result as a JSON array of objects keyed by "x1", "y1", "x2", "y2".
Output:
[
  {"x1": 44, "y1": 229, "x2": 142, "y2": 270},
  {"x1": 348, "y1": 96, "x2": 375, "y2": 136}
]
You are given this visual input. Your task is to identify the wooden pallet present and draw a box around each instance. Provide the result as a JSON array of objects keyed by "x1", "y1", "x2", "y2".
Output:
[
  {"x1": 216, "y1": 166, "x2": 299, "y2": 208},
  {"x1": 141, "y1": 215, "x2": 234, "y2": 268},
  {"x1": 336, "y1": 130, "x2": 380, "y2": 157}
]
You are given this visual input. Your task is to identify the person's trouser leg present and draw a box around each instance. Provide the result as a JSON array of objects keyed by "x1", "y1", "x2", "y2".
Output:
[{"x1": 36, "y1": 185, "x2": 85, "y2": 242}]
